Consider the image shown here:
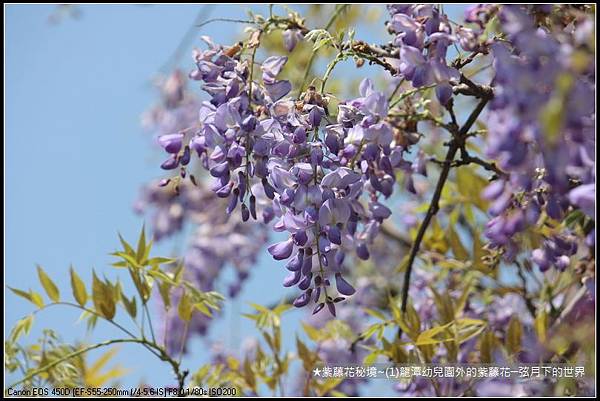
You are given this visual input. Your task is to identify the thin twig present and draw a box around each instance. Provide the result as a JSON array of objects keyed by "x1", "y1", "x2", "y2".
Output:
[
  {"x1": 298, "y1": 4, "x2": 349, "y2": 95},
  {"x1": 159, "y1": 5, "x2": 215, "y2": 73},
  {"x1": 195, "y1": 17, "x2": 256, "y2": 29},
  {"x1": 9, "y1": 338, "x2": 165, "y2": 388}
]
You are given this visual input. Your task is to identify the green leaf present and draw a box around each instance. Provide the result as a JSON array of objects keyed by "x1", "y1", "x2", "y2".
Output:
[
  {"x1": 415, "y1": 321, "x2": 454, "y2": 346},
  {"x1": 479, "y1": 330, "x2": 496, "y2": 363},
  {"x1": 194, "y1": 302, "x2": 213, "y2": 318},
  {"x1": 447, "y1": 227, "x2": 469, "y2": 260},
  {"x1": 146, "y1": 268, "x2": 176, "y2": 285},
  {"x1": 8, "y1": 286, "x2": 34, "y2": 305},
  {"x1": 564, "y1": 210, "x2": 585, "y2": 229},
  {"x1": 361, "y1": 323, "x2": 383, "y2": 340},
  {"x1": 70, "y1": 266, "x2": 88, "y2": 307},
  {"x1": 30, "y1": 291, "x2": 45, "y2": 308},
  {"x1": 272, "y1": 303, "x2": 292, "y2": 316},
  {"x1": 121, "y1": 291, "x2": 137, "y2": 319},
  {"x1": 112, "y1": 251, "x2": 141, "y2": 269},
  {"x1": 535, "y1": 309, "x2": 549, "y2": 343},
  {"x1": 403, "y1": 304, "x2": 422, "y2": 341},
  {"x1": 431, "y1": 288, "x2": 455, "y2": 324},
  {"x1": 157, "y1": 281, "x2": 172, "y2": 310},
  {"x1": 505, "y1": 316, "x2": 522, "y2": 355},
  {"x1": 146, "y1": 257, "x2": 177, "y2": 266},
  {"x1": 364, "y1": 308, "x2": 386, "y2": 321},
  {"x1": 454, "y1": 276, "x2": 475, "y2": 315},
  {"x1": 37, "y1": 265, "x2": 60, "y2": 302},
  {"x1": 111, "y1": 260, "x2": 128, "y2": 269},
  {"x1": 296, "y1": 336, "x2": 313, "y2": 370},
  {"x1": 9, "y1": 315, "x2": 34, "y2": 342},
  {"x1": 242, "y1": 357, "x2": 256, "y2": 390},
  {"x1": 136, "y1": 224, "x2": 146, "y2": 264},
  {"x1": 177, "y1": 290, "x2": 193, "y2": 322},
  {"x1": 424, "y1": 218, "x2": 449, "y2": 254},
  {"x1": 173, "y1": 263, "x2": 185, "y2": 284},
  {"x1": 302, "y1": 322, "x2": 322, "y2": 342},
  {"x1": 118, "y1": 233, "x2": 135, "y2": 255},
  {"x1": 395, "y1": 254, "x2": 410, "y2": 273},
  {"x1": 437, "y1": 259, "x2": 467, "y2": 269},
  {"x1": 456, "y1": 167, "x2": 489, "y2": 211},
  {"x1": 455, "y1": 318, "x2": 487, "y2": 344},
  {"x1": 86, "y1": 313, "x2": 99, "y2": 332},
  {"x1": 92, "y1": 271, "x2": 116, "y2": 320},
  {"x1": 363, "y1": 351, "x2": 380, "y2": 364}
]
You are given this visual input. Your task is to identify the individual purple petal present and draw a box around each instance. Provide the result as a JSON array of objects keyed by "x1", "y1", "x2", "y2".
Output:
[
  {"x1": 568, "y1": 184, "x2": 595, "y2": 218},
  {"x1": 241, "y1": 115, "x2": 257, "y2": 131},
  {"x1": 226, "y1": 194, "x2": 238, "y2": 214},
  {"x1": 359, "y1": 78, "x2": 375, "y2": 97},
  {"x1": 264, "y1": 80, "x2": 292, "y2": 102},
  {"x1": 334, "y1": 250, "x2": 345, "y2": 266},
  {"x1": 283, "y1": 270, "x2": 301, "y2": 287},
  {"x1": 210, "y1": 161, "x2": 229, "y2": 177},
  {"x1": 292, "y1": 126, "x2": 307, "y2": 144},
  {"x1": 269, "y1": 166, "x2": 296, "y2": 192},
  {"x1": 298, "y1": 272, "x2": 312, "y2": 290},
  {"x1": 285, "y1": 250, "x2": 304, "y2": 271},
  {"x1": 262, "y1": 178, "x2": 276, "y2": 199},
  {"x1": 545, "y1": 196, "x2": 563, "y2": 220},
  {"x1": 318, "y1": 235, "x2": 331, "y2": 253},
  {"x1": 435, "y1": 82, "x2": 453, "y2": 105},
  {"x1": 261, "y1": 56, "x2": 288, "y2": 84},
  {"x1": 310, "y1": 147, "x2": 324, "y2": 169},
  {"x1": 301, "y1": 249, "x2": 313, "y2": 274},
  {"x1": 327, "y1": 301, "x2": 337, "y2": 317},
  {"x1": 283, "y1": 29, "x2": 303, "y2": 52},
  {"x1": 190, "y1": 135, "x2": 206, "y2": 156},
  {"x1": 370, "y1": 202, "x2": 392, "y2": 220},
  {"x1": 294, "y1": 231, "x2": 308, "y2": 246},
  {"x1": 158, "y1": 133, "x2": 184, "y2": 154},
  {"x1": 335, "y1": 273, "x2": 356, "y2": 296},
  {"x1": 249, "y1": 195, "x2": 257, "y2": 219},
  {"x1": 267, "y1": 238, "x2": 294, "y2": 260},
  {"x1": 356, "y1": 242, "x2": 370, "y2": 260},
  {"x1": 532, "y1": 248, "x2": 550, "y2": 271},
  {"x1": 161, "y1": 155, "x2": 179, "y2": 170},
  {"x1": 293, "y1": 289, "x2": 312, "y2": 307},
  {"x1": 309, "y1": 107, "x2": 322, "y2": 128},
  {"x1": 483, "y1": 180, "x2": 506, "y2": 200},
  {"x1": 327, "y1": 225, "x2": 342, "y2": 245},
  {"x1": 241, "y1": 203, "x2": 250, "y2": 221},
  {"x1": 312, "y1": 303, "x2": 325, "y2": 315},
  {"x1": 555, "y1": 255, "x2": 570, "y2": 271},
  {"x1": 313, "y1": 286, "x2": 322, "y2": 303}
]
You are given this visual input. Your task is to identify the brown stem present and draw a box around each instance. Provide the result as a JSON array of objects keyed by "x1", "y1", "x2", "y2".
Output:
[
  {"x1": 399, "y1": 96, "x2": 491, "y2": 330},
  {"x1": 400, "y1": 141, "x2": 459, "y2": 313}
]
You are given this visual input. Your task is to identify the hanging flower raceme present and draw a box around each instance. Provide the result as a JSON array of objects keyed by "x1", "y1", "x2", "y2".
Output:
[
  {"x1": 386, "y1": 4, "x2": 460, "y2": 105},
  {"x1": 154, "y1": 32, "x2": 411, "y2": 315},
  {"x1": 478, "y1": 5, "x2": 595, "y2": 269}
]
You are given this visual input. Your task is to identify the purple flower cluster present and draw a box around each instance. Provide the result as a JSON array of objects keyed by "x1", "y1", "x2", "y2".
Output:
[
  {"x1": 531, "y1": 232, "x2": 578, "y2": 272},
  {"x1": 386, "y1": 4, "x2": 461, "y2": 104},
  {"x1": 153, "y1": 29, "x2": 427, "y2": 315},
  {"x1": 481, "y1": 5, "x2": 595, "y2": 269}
]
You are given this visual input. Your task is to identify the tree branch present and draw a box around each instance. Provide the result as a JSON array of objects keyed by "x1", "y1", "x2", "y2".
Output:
[
  {"x1": 398, "y1": 95, "x2": 491, "y2": 332},
  {"x1": 9, "y1": 338, "x2": 164, "y2": 388}
]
